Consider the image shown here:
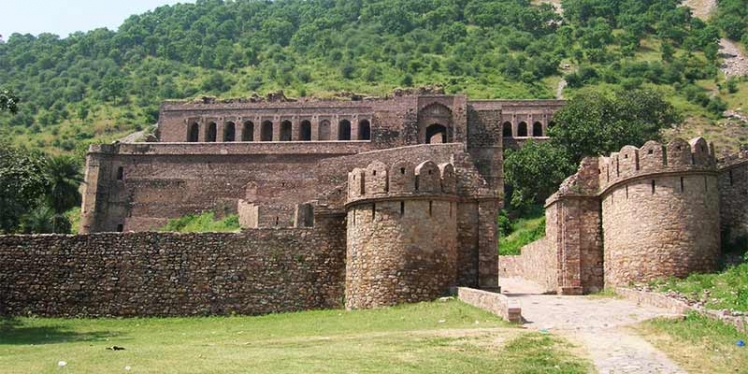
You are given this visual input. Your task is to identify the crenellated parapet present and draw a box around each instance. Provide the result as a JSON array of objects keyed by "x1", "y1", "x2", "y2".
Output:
[
  {"x1": 344, "y1": 159, "x2": 460, "y2": 309},
  {"x1": 346, "y1": 160, "x2": 458, "y2": 206},
  {"x1": 597, "y1": 137, "x2": 716, "y2": 194}
]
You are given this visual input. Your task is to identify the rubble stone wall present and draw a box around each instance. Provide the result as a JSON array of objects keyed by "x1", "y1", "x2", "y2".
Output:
[{"x1": 0, "y1": 220, "x2": 346, "y2": 317}]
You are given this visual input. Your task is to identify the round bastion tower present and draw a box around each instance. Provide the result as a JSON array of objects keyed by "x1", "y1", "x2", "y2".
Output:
[
  {"x1": 600, "y1": 138, "x2": 720, "y2": 287},
  {"x1": 345, "y1": 160, "x2": 459, "y2": 309}
]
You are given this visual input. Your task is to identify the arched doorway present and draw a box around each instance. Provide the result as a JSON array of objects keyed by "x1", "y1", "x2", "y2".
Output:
[
  {"x1": 261, "y1": 121, "x2": 273, "y2": 141},
  {"x1": 517, "y1": 122, "x2": 528, "y2": 137},
  {"x1": 224, "y1": 122, "x2": 236, "y2": 142},
  {"x1": 502, "y1": 122, "x2": 513, "y2": 137},
  {"x1": 188, "y1": 122, "x2": 199, "y2": 142},
  {"x1": 300, "y1": 120, "x2": 312, "y2": 141},
  {"x1": 358, "y1": 119, "x2": 371, "y2": 140},
  {"x1": 206, "y1": 122, "x2": 217, "y2": 142},
  {"x1": 319, "y1": 120, "x2": 331, "y2": 141},
  {"x1": 338, "y1": 120, "x2": 351, "y2": 141},
  {"x1": 533, "y1": 122, "x2": 543, "y2": 137},
  {"x1": 280, "y1": 120, "x2": 292, "y2": 141},
  {"x1": 242, "y1": 121, "x2": 254, "y2": 141},
  {"x1": 425, "y1": 124, "x2": 447, "y2": 144}
]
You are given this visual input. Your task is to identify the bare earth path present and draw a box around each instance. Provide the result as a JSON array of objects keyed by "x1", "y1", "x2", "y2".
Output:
[
  {"x1": 683, "y1": 0, "x2": 748, "y2": 77},
  {"x1": 502, "y1": 278, "x2": 686, "y2": 374}
]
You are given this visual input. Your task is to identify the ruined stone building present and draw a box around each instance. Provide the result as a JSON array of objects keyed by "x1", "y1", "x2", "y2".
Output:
[
  {"x1": 0, "y1": 93, "x2": 564, "y2": 317},
  {"x1": 2, "y1": 90, "x2": 745, "y2": 318}
]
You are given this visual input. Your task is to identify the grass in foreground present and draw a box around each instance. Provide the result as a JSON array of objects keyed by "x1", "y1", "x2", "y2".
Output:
[
  {"x1": 159, "y1": 212, "x2": 240, "y2": 233},
  {"x1": 655, "y1": 262, "x2": 748, "y2": 312},
  {"x1": 635, "y1": 313, "x2": 748, "y2": 374},
  {"x1": 0, "y1": 301, "x2": 591, "y2": 374}
]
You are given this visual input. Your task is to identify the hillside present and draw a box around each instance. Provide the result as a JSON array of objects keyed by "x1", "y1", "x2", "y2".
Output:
[{"x1": 0, "y1": 0, "x2": 746, "y2": 158}]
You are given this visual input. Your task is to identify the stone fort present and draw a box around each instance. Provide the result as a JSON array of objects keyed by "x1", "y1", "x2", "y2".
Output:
[{"x1": 0, "y1": 90, "x2": 746, "y2": 319}]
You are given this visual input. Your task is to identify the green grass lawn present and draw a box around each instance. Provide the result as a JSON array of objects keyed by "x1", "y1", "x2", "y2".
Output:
[
  {"x1": 0, "y1": 300, "x2": 591, "y2": 374},
  {"x1": 655, "y1": 262, "x2": 748, "y2": 312},
  {"x1": 635, "y1": 314, "x2": 748, "y2": 374}
]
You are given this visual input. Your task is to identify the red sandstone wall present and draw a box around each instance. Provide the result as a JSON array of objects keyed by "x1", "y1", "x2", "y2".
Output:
[
  {"x1": 81, "y1": 142, "x2": 371, "y2": 233},
  {"x1": 0, "y1": 217, "x2": 346, "y2": 317}
]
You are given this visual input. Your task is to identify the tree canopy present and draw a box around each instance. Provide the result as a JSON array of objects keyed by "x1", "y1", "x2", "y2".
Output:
[
  {"x1": 0, "y1": 0, "x2": 728, "y2": 156},
  {"x1": 505, "y1": 87, "x2": 679, "y2": 209}
]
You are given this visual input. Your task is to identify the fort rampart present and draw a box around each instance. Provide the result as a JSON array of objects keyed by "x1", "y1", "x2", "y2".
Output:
[
  {"x1": 345, "y1": 160, "x2": 459, "y2": 309},
  {"x1": 0, "y1": 219, "x2": 346, "y2": 317},
  {"x1": 502, "y1": 138, "x2": 743, "y2": 292}
]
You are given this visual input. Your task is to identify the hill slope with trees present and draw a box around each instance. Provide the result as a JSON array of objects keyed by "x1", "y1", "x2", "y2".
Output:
[{"x1": 0, "y1": 0, "x2": 744, "y2": 158}]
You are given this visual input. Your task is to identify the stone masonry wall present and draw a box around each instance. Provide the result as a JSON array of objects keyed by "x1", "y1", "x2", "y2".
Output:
[
  {"x1": 718, "y1": 155, "x2": 748, "y2": 248},
  {"x1": 345, "y1": 160, "x2": 459, "y2": 309},
  {"x1": 499, "y1": 239, "x2": 558, "y2": 293},
  {"x1": 603, "y1": 174, "x2": 720, "y2": 287},
  {"x1": 0, "y1": 220, "x2": 346, "y2": 317}
]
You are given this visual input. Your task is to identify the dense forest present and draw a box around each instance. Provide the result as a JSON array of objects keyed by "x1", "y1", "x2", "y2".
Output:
[{"x1": 0, "y1": 0, "x2": 744, "y2": 158}]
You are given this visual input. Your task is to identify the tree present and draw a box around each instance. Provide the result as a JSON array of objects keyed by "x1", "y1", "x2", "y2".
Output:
[
  {"x1": 550, "y1": 88, "x2": 680, "y2": 164},
  {"x1": 0, "y1": 143, "x2": 48, "y2": 232},
  {"x1": 0, "y1": 88, "x2": 19, "y2": 114},
  {"x1": 44, "y1": 155, "x2": 83, "y2": 215},
  {"x1": 505, "y1": 88, "x2": 680, "y2": 209},
  {"x1": 504, "y1": 141, "x2": 576, "y2": 209}
]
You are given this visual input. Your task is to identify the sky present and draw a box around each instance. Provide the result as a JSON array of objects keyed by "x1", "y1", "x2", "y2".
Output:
[{"x1": 0, "y1": 0, "x2": 196, "y2": 39}]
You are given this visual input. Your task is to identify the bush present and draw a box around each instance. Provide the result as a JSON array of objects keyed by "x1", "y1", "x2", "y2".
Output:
[{"x1": 160, "y1": 212, "x2": 241, "y2": 233}]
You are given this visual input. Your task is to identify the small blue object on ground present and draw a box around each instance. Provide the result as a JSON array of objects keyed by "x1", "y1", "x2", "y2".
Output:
[{"x1": 737, "y1": 340, "x2": 745, "y2": 347}]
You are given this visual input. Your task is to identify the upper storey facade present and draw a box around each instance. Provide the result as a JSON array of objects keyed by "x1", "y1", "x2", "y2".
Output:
[{"x1": 156, "y1": 94, "x2": 564, "y2": 148}]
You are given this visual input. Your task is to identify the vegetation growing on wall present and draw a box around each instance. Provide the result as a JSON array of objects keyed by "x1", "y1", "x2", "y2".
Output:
[{"x1": 159, "y1": 212, "x2": 241, "y2": 233}]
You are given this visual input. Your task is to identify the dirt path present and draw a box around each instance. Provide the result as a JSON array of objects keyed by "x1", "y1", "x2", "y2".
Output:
[
  {"x1": 683, "y1": 0, "x2": 716, "y2": 20},
  {"x1": 502, "y1": 278, "x2": 686, "y2": 374},
  {"x1": 683, "y1": 0, "x2": 748, "y2": 77},
  {"x1": 719, "y1": 39, "x2": 748, "y2": 77},
  {"x1": 556, "y1": 79, "x2": 567, "y2": 99}
]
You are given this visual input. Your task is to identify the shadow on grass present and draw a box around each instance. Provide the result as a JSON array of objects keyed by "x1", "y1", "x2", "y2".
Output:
[{"x1": 0, "y1": 318, "x2": 123, "y2": 345}]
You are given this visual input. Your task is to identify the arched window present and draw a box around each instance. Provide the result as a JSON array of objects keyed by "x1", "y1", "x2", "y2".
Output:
[
  {"x1": 502, "y1": 122, "x2": 512, "y2": 137},
  {"x1": 425, "y1": 124, "x2": 447, "y2": 144},
  {"x1": 261, "y1": 120, "x2": 273, "y2": 141},
  {"x1": 318, "y1": 120, "x2": 331, "y2": 141},
  {"x1": 300, "y1": 120, "x2": 312, "y2": 141},
  {"x1": 548, "y1": 121, "x2": 556, "y2": 130},
  {"x1": 242, "y1": 121, "x2": 254, "y2": 141},
  {"x1": 517, "y1": 122, "x2": 528, "y2": 137},
  {"x1": 187, "y1": 122, "x2": 199, "y2": 142},
  {"x1": 280, "y1": 120, "x2": 292, "y2": 141},
  {"x1": 206, "y1": 122, "x2": 217, "y2": 142},
  {"x1": 338, "y1": 119, "x2": 351, "y2": 141},
  {"x1": 533, "y1": 122, "x2": 543, "y2": 137},
  {"x1": 358, "y1": 119, "x2": 371, "y2": 140},
  {"x1": 224, "y1": 122, "x2": 236, "y2": 142}
]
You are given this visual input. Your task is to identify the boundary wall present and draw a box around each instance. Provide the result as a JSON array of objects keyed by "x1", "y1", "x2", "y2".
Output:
[{"x1": 0, "y1": 217, "x2": 345, "y2": 317}]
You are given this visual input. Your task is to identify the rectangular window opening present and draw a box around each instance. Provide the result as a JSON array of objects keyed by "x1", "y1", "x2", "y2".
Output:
[
  {"x1": 680, "y1": 177, "x2": 684, "y2": 192},
  {"x1": 651, "y1": 180, "x2": 656, "y2": 194},
  {"x1": 372, "y1": 203, "x2": 376, "y2": 220},
  {"x1": 400, "y1": 201, "x2": 405, "y2": 216},
  {"x1": 429, "y1": 201, "x2": 433, "y2": 217}
]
